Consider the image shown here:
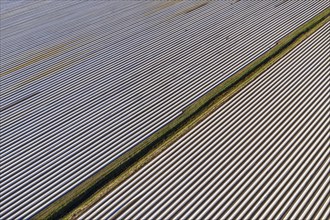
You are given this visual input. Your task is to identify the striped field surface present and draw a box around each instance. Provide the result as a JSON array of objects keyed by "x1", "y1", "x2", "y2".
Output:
[
  {"x1": 81, "y1": 21, "x2": 330, "y2": 220},
  {"x1": 1, "y1": 1, "x2": 329, "y2": 219}
]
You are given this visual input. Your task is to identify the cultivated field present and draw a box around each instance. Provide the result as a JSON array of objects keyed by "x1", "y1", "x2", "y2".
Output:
[
  {"x1": 0, "y1": 0, "x2": 329, "y2": 219},
  {"x1": 81, "y1": 22, "x2": 330, "y2": 220}
]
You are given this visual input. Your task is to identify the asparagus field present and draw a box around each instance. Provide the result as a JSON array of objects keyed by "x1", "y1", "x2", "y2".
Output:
[
  {"x1": 81, "y1": 21, "x2": 330, "y2": 220},
  {"x1": 0, "y1": 0, "x2": 329, "y2": 219}
]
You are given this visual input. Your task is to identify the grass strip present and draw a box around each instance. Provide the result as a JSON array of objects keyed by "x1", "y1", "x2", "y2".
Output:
[{"x1": 33, "y1": 8, "x2": 330, "y2": 220}]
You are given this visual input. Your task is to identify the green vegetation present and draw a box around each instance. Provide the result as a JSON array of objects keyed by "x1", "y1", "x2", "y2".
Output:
[{"x1": 33, "y1": 8, "x2": 329, "y2": 220}]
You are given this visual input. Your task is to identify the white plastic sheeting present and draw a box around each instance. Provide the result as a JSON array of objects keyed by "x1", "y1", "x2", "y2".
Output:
[
  {"x1": 82, "y1": 22, "x2": 330, "y2": 220},
  {"x1": 1, "y1": 1, "x2": 329, "y2": 219}
]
